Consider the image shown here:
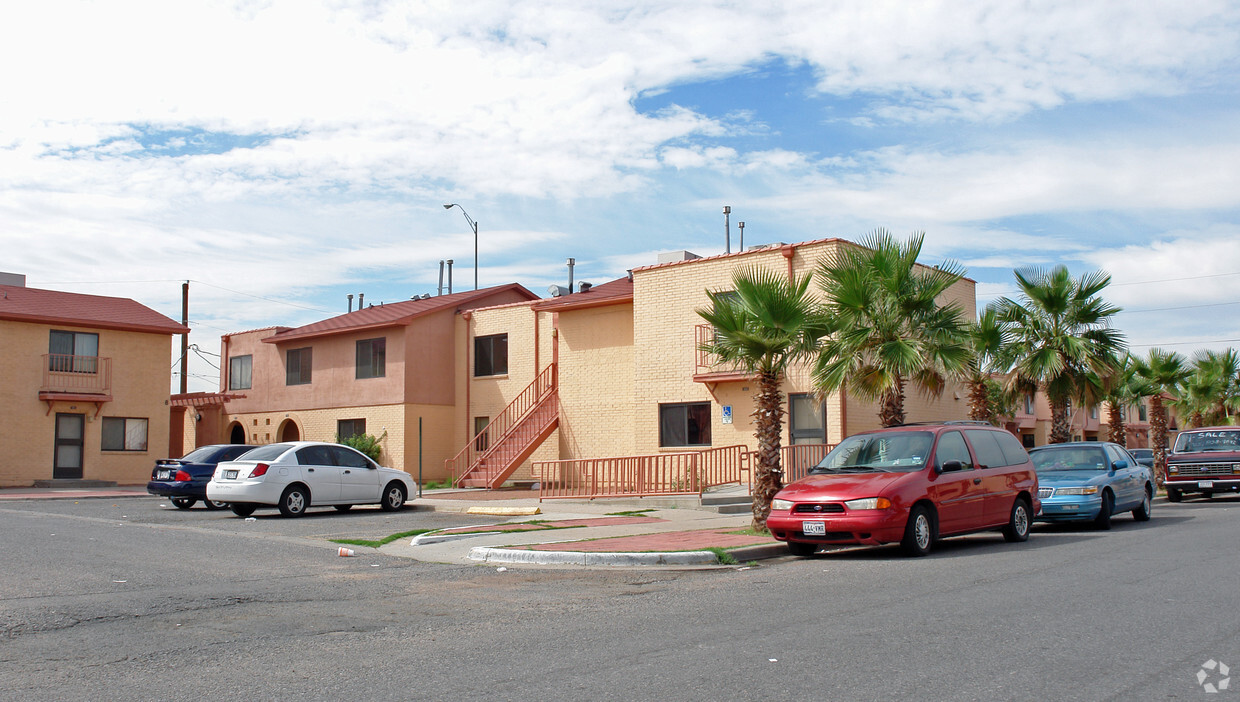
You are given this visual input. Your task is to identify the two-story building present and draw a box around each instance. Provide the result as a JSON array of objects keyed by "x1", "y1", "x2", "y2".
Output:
[{"x1": 0, "y1": 276, "x2": 187, "y2": 487}]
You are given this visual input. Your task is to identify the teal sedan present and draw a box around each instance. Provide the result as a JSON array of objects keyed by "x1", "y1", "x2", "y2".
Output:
[{"x1": 1029, "y1": 442, "x2": 1154, "y2": 530}]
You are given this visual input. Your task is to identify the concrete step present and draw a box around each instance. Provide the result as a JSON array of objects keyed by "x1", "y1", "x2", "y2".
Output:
[
  {"x1": 706, "y1": 502, "x2": 753, "y2": 515},
  {"x1": 32, "y1": 479, "x2": 118, "y2": 489}
]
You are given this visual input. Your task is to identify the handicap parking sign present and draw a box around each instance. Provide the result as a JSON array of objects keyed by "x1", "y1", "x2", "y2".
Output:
[{"x1": 722, "y1": 406, "x2": 733, "y2": 424}]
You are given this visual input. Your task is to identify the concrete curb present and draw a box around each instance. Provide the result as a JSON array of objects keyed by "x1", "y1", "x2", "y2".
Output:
[{"x1": 468, "y1": 546, "x2": 721, "y2": 566}]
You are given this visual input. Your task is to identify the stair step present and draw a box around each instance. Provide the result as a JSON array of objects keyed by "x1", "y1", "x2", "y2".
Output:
[
  {"x1": 701, "y1": 494, "x2": 751, "y2": 506},
  {"x1": 707, "y1": 503, "x2": 753, "y2": 515}
]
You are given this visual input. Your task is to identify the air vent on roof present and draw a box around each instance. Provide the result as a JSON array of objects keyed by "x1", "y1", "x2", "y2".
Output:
[
  {"x1": 578, "y1": 281, "x2": 592, "y2": 293},
  {"x1": 657, "y1": 250, "x2": 701, "y2": 264},
  {"x1": 0, "y1": 272, "x2": 25, "y2": 287}
]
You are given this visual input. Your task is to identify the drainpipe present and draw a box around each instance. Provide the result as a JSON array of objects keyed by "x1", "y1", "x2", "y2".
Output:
[
  {"x1": 781, "y1": 243, "x2": 797, "y2": 280},
  {"x1": 463, "y1": 310, "x2": 472, "y2": 445}
]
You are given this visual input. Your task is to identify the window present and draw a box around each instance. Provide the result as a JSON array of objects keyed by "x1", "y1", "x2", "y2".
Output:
[
  {"x1": 964, "y1": 430, "x2": 1009, "y2": 469},
  {"x1": 789, "y1": 394, "x2": 826, "y2": 445},
  {"x1": 474, "y1": 416, "x2": 490, "y2": 452},
  {"x1": 286, "y1": 347, "x2": 312, "y2": 385},
  {"x1": 1021, "y1": 434, "x2": 1036, "y2": 449},
  {"x1": 101, "y1": 417, "x2": 148, "y2": 451},
  {"x1": 356, "y1": 338, "x2": 386, "y2": 379},
  {"x1": 49, "y1": 330, "x2": 99, "y2": 373},
  {"x1": 1023, "y1": 394, "x2": 1035, "y2": 415},
  {"x1": 659, "y1": 402, "x2": 711, "y2": 447},
  {"x1": 934, "y1": 431, "x2": 973, "y2": 470},
  {"x1": 337, "y1": 419, "x2": 366, "y2": 440},
  {"x1": 1138, "y1": 403, "x2": 1148, "y2": 422},
  {"x1": 1090, "y1": 405, "x2": 1099, "y2": 419},
  {"x1": 474, "y1": 334, "x2": 508, "y2": 377},
  {"x1": 228, "y1": 355, "x2": 252, "y2": 390}
]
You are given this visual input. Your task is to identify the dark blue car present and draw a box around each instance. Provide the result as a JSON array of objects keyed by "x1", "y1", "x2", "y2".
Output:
[{"x1": 148, "y1": 444, "x2": 255, "y2": 509}]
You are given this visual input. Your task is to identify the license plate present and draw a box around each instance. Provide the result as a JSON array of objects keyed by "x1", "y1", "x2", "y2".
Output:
[
  {"x1": 225, "y1": 470, "x2": 239, "y2": 480},
  {"x1": 1199, "y1": 480, "x2": 1214, "y2": 488},
  {"x1": 802, "y1": 520, "x2": 826, "y2": 536},
  {"x1": 157, "y1": 470, "x2": 173, "y2": 480}
]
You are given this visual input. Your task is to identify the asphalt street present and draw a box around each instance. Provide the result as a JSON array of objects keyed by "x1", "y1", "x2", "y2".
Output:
[{"x1": 2, "y1": 494, "x2": 1238, "y2": 701}]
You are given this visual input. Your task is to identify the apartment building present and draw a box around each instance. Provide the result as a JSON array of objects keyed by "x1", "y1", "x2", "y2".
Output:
[{"x1": 0, "y1": 277, "x2": 186, "y2": 486}]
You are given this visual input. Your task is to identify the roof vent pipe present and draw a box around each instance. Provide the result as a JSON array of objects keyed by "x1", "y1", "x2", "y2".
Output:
[
  {"x1": 358, "y1": 293, "x2": 364, "y2": 309},
  {"x1": 348, "y1": 294, "x2": 354, "y2": 313},
  {"x1": 723, "y1": 205, "x2": 731, "y2": 254},
  {"x1": 438, "y1": 260, "x2": 445, "y2": 296},
  {"x1": 567, "y1": 257, "x2": 575, "y2": 295},
  {"x1": 738, "y1": 221, "x2": 745, "y2": 251},
  {"x1": 446, "y1": 259, "x2": 454, "y2": 295}
]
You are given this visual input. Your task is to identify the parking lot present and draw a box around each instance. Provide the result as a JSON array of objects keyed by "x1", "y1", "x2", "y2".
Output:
[{"x1": 2, "y1": 493, "x2": 1240, "y2": 701}]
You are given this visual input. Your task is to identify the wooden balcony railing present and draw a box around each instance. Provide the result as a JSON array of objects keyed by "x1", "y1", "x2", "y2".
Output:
[{"x1": 42, "y1": 354, "x2": 111, "y2": 395}]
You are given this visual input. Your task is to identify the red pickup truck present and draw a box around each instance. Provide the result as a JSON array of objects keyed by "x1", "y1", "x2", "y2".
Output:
[{"x1": 1165, "y1": 426, "x2": 1240, "y2": 502}]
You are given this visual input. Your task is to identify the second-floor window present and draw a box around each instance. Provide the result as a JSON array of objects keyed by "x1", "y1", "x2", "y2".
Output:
[
  {"x1": 474, "y1": 334, "x2": 508, "y2": 377},
  {"x1": 229, "y1": 355, "x2": 252, "y2": 390},
  {"x1": 356, "y1": 338, "x2": 386, "y2": 379},
  {"x1": 1023, "y1": 394, "x2": 1035, "y2": 415},
  {"x1": 1138, "y1": 403, "x2": 1148, "y2": 421},
  {"x1": 49, "y1": 330, "x2": 99, "y2": 373},
  {"x1": 286, "y1": 347, "x2": 312, "y2": 385}
]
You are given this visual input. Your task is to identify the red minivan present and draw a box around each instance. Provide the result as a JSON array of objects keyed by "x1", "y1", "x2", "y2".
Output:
[{"x1": 767, "y1": 422, "x2": 1040, "y2": 557}]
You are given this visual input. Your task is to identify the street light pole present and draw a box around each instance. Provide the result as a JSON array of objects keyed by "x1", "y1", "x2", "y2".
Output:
[{"x1": 443, "y1": 203, "x2": 479, "y2": 290}]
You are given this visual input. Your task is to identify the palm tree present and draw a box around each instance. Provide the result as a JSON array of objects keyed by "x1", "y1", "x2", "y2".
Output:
[
  {"x1": 962, "y1": 307, "x2": 1007, "y2": 421},
  {"x1": 1192, "y1": 348, "x2": 1240, "y2": 426},
  {"x1": 1093, "y1": 355, "x2": 1155, "y2": 446},
  {"x1": 993, "y1": 266, "x2": 1125, "y2": 444},
  {"x1": 1134, "y1": 348, "x2": 1190, "y2": 484},
  {"x1": 813, "y1": 230, "x2": 970, "y2": 427},
  {"x1": 697, "y1": 267, "x2": 821, "y2": 531}
]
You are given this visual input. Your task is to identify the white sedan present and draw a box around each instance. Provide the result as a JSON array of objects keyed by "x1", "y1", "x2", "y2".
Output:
[{"x1": 207, "y1": 441, "x2": 415, "y2": 517}]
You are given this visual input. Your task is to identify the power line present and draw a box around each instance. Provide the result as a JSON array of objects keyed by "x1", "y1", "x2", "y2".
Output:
[
  {"x1": 1129, "y1": 338, "x2": 1240, "y2": 348},
  {"x1": 1118, "y1": 300, "x2": 1240, "y2": 315},
  {"x1": 189, "y1": 280, "x2": 329, "y2": 313},
  {"x1": 980, "y1": 270, "x2": 1240, "y2": 298}
]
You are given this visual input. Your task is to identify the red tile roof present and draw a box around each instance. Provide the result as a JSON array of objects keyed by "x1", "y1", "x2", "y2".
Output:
[
  {"x1": 0, "y1": 284, "x2": 187, "y2": 335},
  {"x1": 263, "y1": 283, "x2": 539, "y2": 343},
  {"x1": 531, "y1": 276, "x2": 633, "y2": 311}
]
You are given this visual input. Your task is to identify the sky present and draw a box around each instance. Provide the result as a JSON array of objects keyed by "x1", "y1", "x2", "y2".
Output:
[{"x1": 3, "y1": 0, "x2": 1239, "y2": 393}]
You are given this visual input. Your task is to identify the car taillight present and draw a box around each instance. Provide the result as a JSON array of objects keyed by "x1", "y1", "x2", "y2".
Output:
[
  {"x1": 249, "y1": 463, "x2": 269, "y2": 478},
  {"x1": 174, "y1": 470, "x2": 191, "y2": 482}
]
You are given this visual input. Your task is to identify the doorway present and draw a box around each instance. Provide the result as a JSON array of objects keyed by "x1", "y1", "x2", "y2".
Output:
[
  {"x1": 54, "y1": 413, "x2": 85, "y2": 479},
  {"x1": 279, "y1": 419, "x2": 300, "y2": 442},
  {"x1": 229, "y1": 423, "x2": 246, "y2": 444}
]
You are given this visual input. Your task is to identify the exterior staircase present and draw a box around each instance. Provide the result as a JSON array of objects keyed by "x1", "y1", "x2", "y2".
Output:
[{"x1": 448, "y1": 364, "x2": 559, "y2": 489}]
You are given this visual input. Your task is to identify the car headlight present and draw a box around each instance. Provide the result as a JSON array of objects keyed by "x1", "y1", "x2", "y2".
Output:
[
  {"x1": 771, "y1": 498, "x2": 793, "y2": 511},
  {"x1": 844, "y1": 497, "x2": 892, "y2": 510},
  {"x1": 1054, "y1": 486, "x2": 1099, "y2": 496},
  {"x1": 1168, "y1": 466, "x2": 1178, "y2": 474},
  {"x1": 1233, "y1": 464, "x2": 1240, "y2": 474}
]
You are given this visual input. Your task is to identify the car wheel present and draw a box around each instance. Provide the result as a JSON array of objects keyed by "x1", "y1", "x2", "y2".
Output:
[
  {"x1": 380, "y1": 482, "x2": 407, "y2": 512},
  {"x1": 230, "y1": 503, "x2": 256, "y2": 517},
  {"x1": 334, "y1": 504, "x2": 353, "y2": 512},
  {"x1": 1167, "y1": 489, "x2": 1182, "y2": 503},
  {"x1": 1002, "y1": 498, "x2": 1031, "y2": 543},
  {"x1": 171, "y1": 497, "x2": 196, "y2": 510},
  {"x1": 787, "y1": 541, "x2": 818, "y2": 557},
  {"x1": 278, "y1": 485, "x2": 310, "y2": 518},
  {"x1": 1094, "y1": 491, "x2": 1113, "y2": 530},
  {"x1": 901, "y1": 505, "x2": 934, "y2": 556},
  {"x1": 203, "y1": 500, "x2": 228, "y2": 510},
  {"x1": 1132, "y1": 487, "x2": 1153, "y2": 522}
]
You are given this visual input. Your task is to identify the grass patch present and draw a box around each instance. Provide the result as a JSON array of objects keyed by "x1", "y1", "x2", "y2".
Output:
[
  {"x1": 330, "y1": 529, "x2": 434, "y2": 548},
  {"x1": 706, "y1": 547, "x2": 737, "y2": 565},
  {"x1": 604, "y1": 509, "x2": 656, "y2": 516},
  {"x1": 420, "y1": 480, "x2": 453, "y2": 490},
  {"x1": 725, "y1": 527, "x2": 771, "y2": 537}
]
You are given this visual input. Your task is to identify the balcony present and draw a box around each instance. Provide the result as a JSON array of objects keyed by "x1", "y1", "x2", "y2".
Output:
[
  {"x1": 40, "y1": 354, "x2": 112, "y2": 414},
  {"x1": 693, "y1": 324, "x2": 754, "y2": 383}
]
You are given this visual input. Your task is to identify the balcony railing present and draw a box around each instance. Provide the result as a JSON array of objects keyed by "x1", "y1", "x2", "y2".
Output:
[
  {"x1": 42, "y1": 354, "x2": 111, "y2": 395},
  {"x1": 694, "y1": 324, "x2": 749, "y2": 377}
]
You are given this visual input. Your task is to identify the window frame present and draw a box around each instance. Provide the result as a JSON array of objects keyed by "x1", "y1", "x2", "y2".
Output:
[
  {"x1": 789, "y1": 393, "x2": 826, "y2": 445},
  {"x1": 101, "y1": 417, "x2": 149, "y2": 452},
  {"x1": 228, "y1": 354, "x2": 252, "y2": 390},
  {"x1": 473, "y1": 334, "x2": 509, "y2": 377},
  {"x1": 337, "y1": 418, "x2": 366, "y2": 441},
  {"x1": 49, "y1": 330, "x2": 100, "y2": 373},
  {"x1": 286, "y1": 347, "x2": 312, "y2": 386},
  {"x1": 658, "y1": 402, "x2": 712, "y2": 448},
  {"x1": 355, "y1": 337, "x2": 386, "y2": 380}
]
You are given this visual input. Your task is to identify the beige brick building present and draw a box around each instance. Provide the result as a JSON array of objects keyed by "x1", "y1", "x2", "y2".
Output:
[{"x1": 0, "y1": 279, "x2": 186, "y2": 487}]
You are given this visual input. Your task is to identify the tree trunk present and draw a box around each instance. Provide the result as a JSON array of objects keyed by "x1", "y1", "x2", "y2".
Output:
[
  {"x1": 879, "y1": 376, "x2": 906, "y2": 427},
  {"x1": 968, "y1": 378, "x2": 990, "y2": 422},
  {"x1": 1106, "y1": 404, "x2": 1126, "y2": 445},
  {"x1": 750, "y1": 369, "x2": 785, "y2": 532},
  {"x1": 1049, "y1": 396, "x2": 1071, "y2": 444},
  {"x1": 1149, "y1": 395, "x2": 1168, "y2": 486}
]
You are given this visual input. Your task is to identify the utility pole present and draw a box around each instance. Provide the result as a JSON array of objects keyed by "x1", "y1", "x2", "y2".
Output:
[{"x1": 180, "y1": 281, "x2": 189, "y2": 394}]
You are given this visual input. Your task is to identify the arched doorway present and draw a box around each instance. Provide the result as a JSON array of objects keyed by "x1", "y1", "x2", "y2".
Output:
[
  {"x1": 278, "y1": 419, "x2": 300, "y2": 442},
  {"x1": 229, "y1": 423, "x2": 246, "y2": 445}
]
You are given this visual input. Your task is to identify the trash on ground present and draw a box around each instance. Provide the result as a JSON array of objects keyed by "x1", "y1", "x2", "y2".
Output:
[
  {"x1": 496, "y1": 567, "x2": 508, "y2": 572},
  {"x1": 244, "y1": 517, "x2": 257, "y2": 522},
  {"x1": 338, "y1": 547, "x2": 355, "y2": 557}
]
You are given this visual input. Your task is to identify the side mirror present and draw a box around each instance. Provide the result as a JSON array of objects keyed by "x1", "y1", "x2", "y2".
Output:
[
  {"x1": 937, "y1": 460, "x2": 964, "y2": 474},
  {"x1": 1112, "y1": 460, "x2": 1127, "y2": 471}
]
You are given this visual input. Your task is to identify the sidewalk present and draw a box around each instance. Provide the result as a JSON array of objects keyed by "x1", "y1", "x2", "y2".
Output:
[{"x1": 0, "y1": 483, "x2": 788, "y2": 567}]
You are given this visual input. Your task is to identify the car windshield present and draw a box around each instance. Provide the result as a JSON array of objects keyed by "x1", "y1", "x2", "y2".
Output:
[
  {"x1": 1174, "y1": 430, "x2": 1240, "y2": 453},
  {"x1": 811, "y1": 431, "x2": 933, "y2": 473},
  {"x1": 1030, "y1": 447, "x2": 1108, "y2": 473},
  {"x1": 232, "y1": 443, "x2": 293, "y2": 462}
]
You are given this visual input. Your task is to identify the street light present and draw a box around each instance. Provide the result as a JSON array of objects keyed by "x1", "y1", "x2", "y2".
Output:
[{"x1": 443, "y1": 203, "x2": 479, "y2": 291}]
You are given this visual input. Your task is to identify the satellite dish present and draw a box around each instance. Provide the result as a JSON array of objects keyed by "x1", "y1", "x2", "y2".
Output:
[{"x1": 548, "y1": 285, "x2": 569, "y2": 297}]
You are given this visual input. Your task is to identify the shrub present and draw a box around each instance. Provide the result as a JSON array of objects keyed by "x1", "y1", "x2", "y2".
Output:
[{"x1": 337, "y1": 431, "x2": 386, "y2": 461}]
